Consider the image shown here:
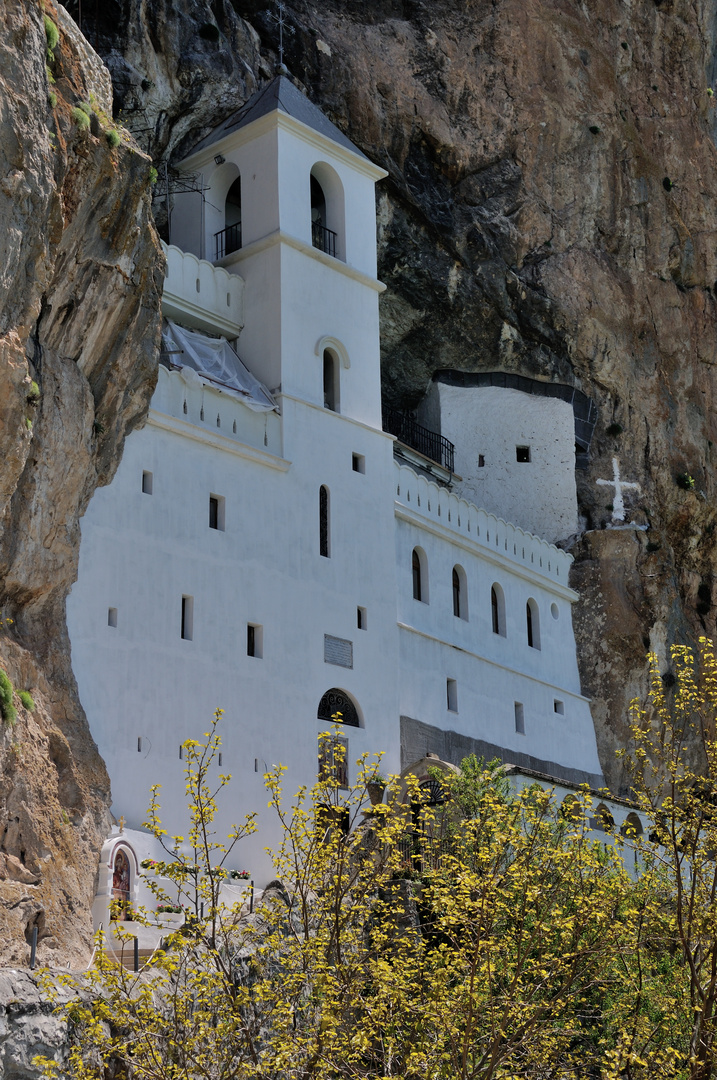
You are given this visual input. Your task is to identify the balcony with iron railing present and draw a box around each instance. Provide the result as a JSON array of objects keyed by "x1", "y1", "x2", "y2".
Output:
[
  {"x1": 312, "y1": 221, "x2": 338, "y2": 258},
  {"x1": 383, "y1": 405, "x2": 455, "y2": 475},
  {"x1": 214, "y1": 222, "x2": 242, "y2": 262}
]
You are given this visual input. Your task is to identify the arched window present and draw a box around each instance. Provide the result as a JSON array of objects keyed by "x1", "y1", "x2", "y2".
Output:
[
  {"x1": 620, "y1": 812, "x2": 643, "y2": 839},
  {"x1": 560, "y1": 794, "x2": 584, "y2": 823},
  {"x1": 412, "y1": 548, "x2": 428, "y2": 603},
  {"x1": 491, "y1": 584, "x2": 505, "y2": 636},
  {"x1": 319, "y1": 486, "x2": 330, "y2": 558},
  {"x1": 310, "y1": 163, "x2": 344, "y2": 260},
  {"x1": 218, "y1": 176, "x2": 242, "y2": 258},
  {"x1": 452, "y1": 565, "x2": 468, "y2": 620},
  {"x1": 323, "y1": 349, "x2": 339, "y2": 412},
  {"x1": 526, "y1": 598, "x2": 541, "y2": 650},
  {"x1": 311, "y1": 174, "x2": 334, "y2": 255},
  {"x1": 317, "y1": 687, "x2": 360, "y2": 727},
  {"x1": 591, "y1": 802, "x2": 615, "y2": 832}
]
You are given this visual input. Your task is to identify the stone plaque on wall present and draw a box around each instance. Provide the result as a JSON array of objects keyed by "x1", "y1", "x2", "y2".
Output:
[{"x1": 324, "y1": 635, "x2": 353, "y2": 668}]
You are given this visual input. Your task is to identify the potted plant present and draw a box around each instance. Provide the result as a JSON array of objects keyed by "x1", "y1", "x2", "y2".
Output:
[{"x1": 366, "y1": 771, "x2": 387, "y2": 806}]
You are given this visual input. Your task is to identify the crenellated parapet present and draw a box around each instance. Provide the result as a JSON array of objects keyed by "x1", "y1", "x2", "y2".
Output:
[
  {"x1": 394, "y1": 462, "x2": 573, "y2": 590},
  {"x1": 161, "y1": 241, "x2": 244, "y2": 338}
]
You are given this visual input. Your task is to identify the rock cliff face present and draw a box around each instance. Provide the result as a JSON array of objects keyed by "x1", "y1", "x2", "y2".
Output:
[
  {"x1": 1, "y1": 0, "x2": 715, "y2": 964},
  {"x1": 75, "y1": 0, "x2": 717, "y2": 795},
  {"x1": 0, "y1": 0, "x2": 162, "y2": 966}
]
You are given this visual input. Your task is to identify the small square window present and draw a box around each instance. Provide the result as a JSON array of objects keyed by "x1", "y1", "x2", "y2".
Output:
[
  {"x1": 515, "y1": 702, "x2": 525, "y2": 734},
  {"x1": 352, "y1": 453, "x2": 365, "y2": 474},
  {"x1": 209, "y1": 494, "x2": 225, "y2": 531},
  {"x1": 107, "y1": 607, "x2": 118, "y2": 628},
  {"x1": 446, "y1": 678, "x2": 458, "y2": 713},
  {"x1": 554, "y1": 699, "x2": 565, "y2": 715},
  {"x1": 142, "y1": 470, "x2": 153, "y2": 494},
  {"x1": 181, "y1": 595, "x2": 194, "y2": 640},
  {"x1": 357, "y1": 606, "x2": 367, "y2": 630},
  {"x1": 478, "y1": 454, "x2": 485, "y2": 468},
  {"x1": 247, "y1": 623, "x2": 263, "y2": 658},
  {"x1": 516, "y1": 446, "x2": 531, "y2": 463}
]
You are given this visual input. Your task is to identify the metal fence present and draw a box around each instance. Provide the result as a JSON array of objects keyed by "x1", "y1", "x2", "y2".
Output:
[
  {"x1": 214, "y1": 223, "x2": 242, "y2": 260},
  {"x1": 312, "y1": 221, "x2": 337, "y2": 258},
  {"x1": 382, "y1": 405, "x2": 455, "y2": 473}
]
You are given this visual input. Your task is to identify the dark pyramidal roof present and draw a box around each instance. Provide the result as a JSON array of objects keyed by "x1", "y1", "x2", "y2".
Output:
[{"x1": 188, "y1": 74, "x2": 369, "y2": 161}]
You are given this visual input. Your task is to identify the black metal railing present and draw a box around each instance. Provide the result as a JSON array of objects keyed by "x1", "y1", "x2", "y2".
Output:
[
  {"x1": 214, "y1": 223, "x2": 242, "y2": 260},
  {"x1": 396, "y1": 836, "x2": 452, "y2": 876},
  {"x1": 312, "y1": 221, "x2": 337, "y2": 258},
  {"x1": 382, "y1": 405, "x2": 455, "y2": 473}
]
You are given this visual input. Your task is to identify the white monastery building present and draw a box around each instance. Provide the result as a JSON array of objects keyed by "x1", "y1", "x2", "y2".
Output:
[{"x1": 65, "y1": 76, "x2": 640, "y2": 930}]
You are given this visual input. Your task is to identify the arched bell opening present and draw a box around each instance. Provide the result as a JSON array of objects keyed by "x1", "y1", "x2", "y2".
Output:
[
  {"x1": 209, "y1": 163, "x2": 242, "y2": 260},
  {"x1": 310, "y1": 162, "x2": 345, "y2": 260},
  {"x1": 223, "y1": 176, "x2": 242, "y2": 254}
]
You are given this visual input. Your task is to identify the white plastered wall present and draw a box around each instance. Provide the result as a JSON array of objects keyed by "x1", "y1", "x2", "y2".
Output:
[
  {"x1": 67, "y1": 378, "x2": 401, "y2": 887},
  {"x1": 392, "y1": 463, "x2": 602, "y2": 781},
  {"x1": 427, "y1": 383, "x2": 579, "y2": 544}
]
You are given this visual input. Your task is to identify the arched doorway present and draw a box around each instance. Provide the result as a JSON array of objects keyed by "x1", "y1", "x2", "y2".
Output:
[{"x1": 111, "y1": 848, "x2": 133, "y2": 921}]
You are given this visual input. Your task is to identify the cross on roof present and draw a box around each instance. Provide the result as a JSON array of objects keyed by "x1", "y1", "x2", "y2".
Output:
[
  {"x1": 265, "y1": 1, "x2": 294, "y2": 69},
  {"x1": 596, "y1": 456, "x2": 640, "y2": 523}
]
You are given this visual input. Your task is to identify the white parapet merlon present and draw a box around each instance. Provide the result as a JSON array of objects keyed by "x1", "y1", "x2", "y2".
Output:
[
  {"x1": 161, "y1": 241, "x2": 245, "y2": 338},
  {"x1": 394, "y1": 462, "x2": 572, "y2": 590}
]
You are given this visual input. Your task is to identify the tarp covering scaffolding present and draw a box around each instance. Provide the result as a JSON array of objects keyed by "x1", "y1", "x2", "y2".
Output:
[{"x1": 162, "y1": 320, "x2": 276, "y2": 412}]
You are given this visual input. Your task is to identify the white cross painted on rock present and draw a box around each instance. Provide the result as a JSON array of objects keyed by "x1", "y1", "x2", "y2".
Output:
[{"x1": 596, "y1": 456, "x2": 641, "y2": 523}]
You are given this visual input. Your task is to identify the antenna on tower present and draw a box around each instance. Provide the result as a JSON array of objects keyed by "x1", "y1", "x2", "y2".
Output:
[{"x1": 264, "y1": 1, "x2": 294, "y2": 73}]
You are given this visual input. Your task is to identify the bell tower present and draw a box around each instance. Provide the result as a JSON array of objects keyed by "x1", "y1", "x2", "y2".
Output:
[{"x1": 171, "y1": 76, "x2": 388, "y2": 431}]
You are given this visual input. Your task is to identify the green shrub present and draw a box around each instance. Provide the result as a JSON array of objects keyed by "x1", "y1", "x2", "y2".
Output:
[
  {"x1": 606, "y1": 422, "x2": 623, "y2": 436},
  {"x1": 24, "y1": 418, "x2": 32, "y2": 431},
  {"x1": 77, "y1": 101, "x2": 92, "y2": 116},
  {"x1": 19, "y1": 690, "x2": 35, "y2": 712},
  {"x1": 48, "y1": 91, "x2": 57, "y2": 109},
  {"x1": 149, "y1": 166, "x2": 158, "y2": 185},
  {"x1": 44, "y1": 14, "x2": 59, "y2": 64},
  {"x1": 0, "y1": 669, "x2": 17, "y2": 725},
  {"x1": 44, "y1": 15, "x2": 59, "y2": 52},
  {"x1": 676, "y1": 472, "x2": 695, "y2": 490},
  {"x1": 646, "y1": 541, "x2": 661, "y2": 553},
  {"x1": 71, "y1": 107, "x2": 90, "y2": 130},
  {"x1": 46, "y1": 64, "x2": 55, "y2": 85},
  {"x1": 107, "y1": 128, "x2": 121, "y2": 149},
  {"x1": 589, "y1": 125, "x2": 600, "y2": 135},
  {"x1": 27, "y1": 380, "x2": 40, "y2": 404}
]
